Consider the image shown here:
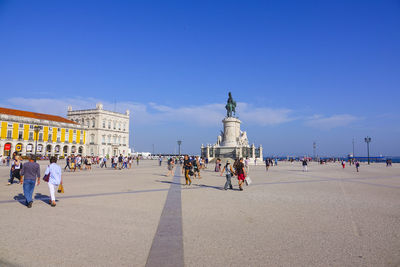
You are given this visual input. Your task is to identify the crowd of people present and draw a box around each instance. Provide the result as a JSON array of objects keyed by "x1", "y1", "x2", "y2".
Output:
[
  {"x1": 4, "y1": 152, "x2": 62, "y2": 208},
  {"x1": 63, "y1": 154, "x2": 140, "y2": 171},
  {"x1": 3, "y1": 151, "x2": 396, "y2": 208}
]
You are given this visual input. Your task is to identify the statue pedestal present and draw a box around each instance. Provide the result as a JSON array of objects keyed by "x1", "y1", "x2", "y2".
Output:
[{"x1": 221, "y1": 117, "x2": 241, "y2": 147}]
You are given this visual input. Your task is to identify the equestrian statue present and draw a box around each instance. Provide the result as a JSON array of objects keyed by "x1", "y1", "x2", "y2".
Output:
[{"x1": 225, "y1": 92, "x2": 237, "y2": 117}]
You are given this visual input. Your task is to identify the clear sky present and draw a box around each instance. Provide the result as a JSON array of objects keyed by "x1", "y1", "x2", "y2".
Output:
[{"x1": 0, "y1": 0, "x2": 399, "y2": 156}]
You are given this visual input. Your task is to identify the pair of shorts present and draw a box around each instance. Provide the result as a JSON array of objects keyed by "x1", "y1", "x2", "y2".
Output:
[{"x1": 237, "y1": 173, "x2": 245, "y2": 181}]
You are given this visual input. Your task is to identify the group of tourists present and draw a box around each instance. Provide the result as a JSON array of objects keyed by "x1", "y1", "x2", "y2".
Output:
[
  {"x1": 64, "y1": 155, "x2": 95, "y2": 171},
  {"x1": 180, "y1": 155, "x2": 205, "y2": 185},
  {"x1": 220, "y1": 158, "x2": 247, "y2": 191},
  {"x1": 5, "y1": 152, "x2": 62, "y2": 208},
  {"x1": 63, "y1": 155, "x2": 137, "y2": 171}
]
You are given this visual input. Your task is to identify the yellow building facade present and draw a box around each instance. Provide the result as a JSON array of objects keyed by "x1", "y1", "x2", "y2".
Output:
[{"x1": 0, "y1": 107, "x2": 86, "y2": 157}]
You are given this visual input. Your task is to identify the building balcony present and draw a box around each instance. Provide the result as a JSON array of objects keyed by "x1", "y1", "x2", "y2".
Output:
[
  {"x1": 64, "y1": 141, "x2": 69, "y2": 144},
  {"x1": 102, "y1": 142, "x2": 106, "y2": 145},
  {"x1": 89, "y1": 142, "x2": 95, "y2": 145}
]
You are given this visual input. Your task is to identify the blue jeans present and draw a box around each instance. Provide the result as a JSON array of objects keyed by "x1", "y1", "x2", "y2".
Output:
[
  {"x1": 224, "y1": 174, "x2": 232, "y2": 190},
  {"x1": 23, "y1": 180, "x2": 36, "y2": 204}
]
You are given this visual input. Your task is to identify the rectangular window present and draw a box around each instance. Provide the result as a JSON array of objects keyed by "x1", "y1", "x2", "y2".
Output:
[
  {"x1": 92, "y1": 120, "x2": 95, "y2": 128},
  {"x1": 29, "y1": 132, "x2": 34, "y2": 140},
  {"x1": 48, "y1": 134, "x2": 52, "y2": 142},
  {"x1": 102, "y1": 121, "x2": 106, "y2": 128},
  {"x1": 7, "y1": 130, "x2": 12, "y2": 138},
  {"x1": 39, "y1": 133, "x2": 43, "y2": 141},
  {"x1": 18, "y1": 131, "x2": 23, "y2": 140},
  {"x1": 19, "y1": 124, "x2": 23, "y2": 128}
]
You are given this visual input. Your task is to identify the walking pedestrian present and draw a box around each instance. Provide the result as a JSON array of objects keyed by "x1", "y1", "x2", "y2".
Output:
[
  {"x1": 182, "y1": 155, "x2": 192, "y2": 186},
  {"x1": 265, "y1": 158, "x2": 270, "y2": 171},
  {"x1": 193, "y1": 156, "x2": 201, "y2": 179},
  {"x1": 220, "y1": 161, "x2": 234, "y2": 190},
  {"x1": 236, "y1": 158, "x2": 246, "y2": 191},
  {"x1": 118, "y1": 154, "x2": 123, "y2": 170},
  {"x1": 8, "y1": 156, "x2": 23, "y2": 185},
  {"x1": 245, "y1": 157, "x2": 250, "y2": 173},
  {"x1": 302, "y1": 159, "x2": 308, "y2": 172},
  {"x1": 355, "y1": 161, "x2": 360, "y2": 172},
  {"x1": 166, "y1": 158, "x2": 175, "y2": 176},
  {"x1": 64, "y1": 156, "x2": 71, "y2": 171},
  {"x1": 341, "y1": 160, "x2": 346, "y2": 169},
  {"x1": 44, "y1": 156, "x2": 62, "y2": 207},
  {"x1": 20, "y1": 155, "x2": 41, "y2": 208}
]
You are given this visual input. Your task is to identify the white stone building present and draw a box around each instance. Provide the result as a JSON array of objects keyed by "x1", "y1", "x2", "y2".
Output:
[{"x1": 67, "y1": 103, "x2": 130, "y2": 157}]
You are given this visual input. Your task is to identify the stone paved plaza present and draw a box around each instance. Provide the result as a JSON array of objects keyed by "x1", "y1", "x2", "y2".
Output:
[{"x1": 0, "y1": 160, "x2": 399, "y2": 267}]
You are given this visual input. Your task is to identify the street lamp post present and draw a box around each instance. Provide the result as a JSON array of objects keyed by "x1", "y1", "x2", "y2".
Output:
[
  {"x1": 33, "y1": 125, "x2": 41, "y2": 162},
  {"x1": 177, "y1": 140, "x2": 182, "y2": 156},
  {"x1": 364, "y1": 136, "x2": 371, "y2": 165},
  {"x1": 313, "y1": 141, "x2": 316, "y2": 161}
]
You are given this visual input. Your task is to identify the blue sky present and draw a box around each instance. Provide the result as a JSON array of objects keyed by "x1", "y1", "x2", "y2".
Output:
[{"x1": 0, "y1": 0, "x2": 399, "y2": 156}]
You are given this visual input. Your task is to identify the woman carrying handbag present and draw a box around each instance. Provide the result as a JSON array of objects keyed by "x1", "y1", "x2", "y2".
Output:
[{"x1": 44, "y1": 156, "x2": 62, "y2": 207}]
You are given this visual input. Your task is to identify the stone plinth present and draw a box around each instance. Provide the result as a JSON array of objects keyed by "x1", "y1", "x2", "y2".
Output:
[{"x1": 221, "y1": 117, "x2": 241, "y2": 147}]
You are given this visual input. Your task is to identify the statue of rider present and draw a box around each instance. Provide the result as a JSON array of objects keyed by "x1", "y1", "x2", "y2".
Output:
[{"x1": 225, "y1": 92, "x2": 236, "y2": 117}]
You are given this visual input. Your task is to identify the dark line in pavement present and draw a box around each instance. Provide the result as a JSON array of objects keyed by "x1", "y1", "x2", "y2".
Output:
[{"x1": 146, "y1": 167, "x2": 184, "y2": 267}]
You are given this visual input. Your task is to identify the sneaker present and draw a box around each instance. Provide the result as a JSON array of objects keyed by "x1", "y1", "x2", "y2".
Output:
[
  {"x1": 7, "y1": 182, "x2": 11, "y2": 185},
  {"x1": 27, "y1": 202, "x2": 33, "y2": 208},
  {"x1": 239, "y1": 187, "x2": 243, "y2": 191}
]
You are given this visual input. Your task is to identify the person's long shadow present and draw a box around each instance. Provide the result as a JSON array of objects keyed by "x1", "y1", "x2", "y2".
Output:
[
  {"x1": 13, "y1": 193, "x2": 26, "y2": 206},
  {"x1": 193, "y1": 183, "x2": 234, "y2": 191},
  {"x1": 157, "y1": 180, "x2": 182, "y2": 186},
  {"x1": 35, "y1": 193, "x2": 51, "y2": 205}
]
